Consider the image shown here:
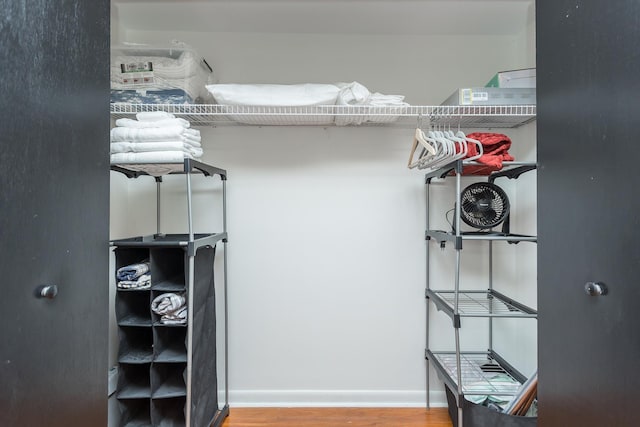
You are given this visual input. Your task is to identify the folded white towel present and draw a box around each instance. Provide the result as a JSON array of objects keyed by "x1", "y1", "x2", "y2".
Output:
[
  {"x1": 182, "y1": 128, "x2": 200, "y2": 137},
  {"x1": 136, "y1": 111, "x2": 176, "y2": 122},
  {"x1": 110, "y1": 126, "x2": 200, "y2": 143},
  {"x1": 110, "y1": 141, "x2": 203, "y2": 157},
  {"x1": 111, "y1": 151, "x2": 193, "y2": 164},
  {"x1": 115, "y1": 117, "x2": 190, "y2": 129}
]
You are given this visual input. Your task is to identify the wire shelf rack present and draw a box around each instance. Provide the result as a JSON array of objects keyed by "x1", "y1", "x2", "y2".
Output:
[
  {"x1": 428, "y1": 289, "x2": 537, "y2": 318},
  {"x1": 428, "y1": 350, "x2": 525, "y2": 397},
  {"x1": 110, "y1": 104, "x2": 536, "y2": 128}
]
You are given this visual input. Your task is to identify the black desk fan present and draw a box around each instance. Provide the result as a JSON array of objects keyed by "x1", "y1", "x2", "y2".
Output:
[{"x1": 458, "y1": 182, "x2": 511, "y2": 233}]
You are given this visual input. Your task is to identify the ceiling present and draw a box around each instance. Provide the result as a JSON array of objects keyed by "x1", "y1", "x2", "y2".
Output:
[{"x1": 112, "y1": 0, "x2": 534, "y2": 36}]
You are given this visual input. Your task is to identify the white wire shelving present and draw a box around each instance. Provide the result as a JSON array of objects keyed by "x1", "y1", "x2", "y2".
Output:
[{"x1": 110, "y1": 103, "x2": 536, "y2": 128}]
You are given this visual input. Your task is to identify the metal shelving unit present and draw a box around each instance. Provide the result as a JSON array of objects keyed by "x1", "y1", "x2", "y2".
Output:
[
  {"x1": 427, "y1": 289, "x2": 537, "y2": 321},
  {"x1": 425, "y1": 158, "x2": 537, "y2": 427},
  {"x1": 427, "y1": 350, "x2": 527, "y2": 397},
  {"x1": 111, "y1": 159, "x2": 229, "y2": 427},
  {"x1": 110, "y1": 103, "x2": 536, "y2": 128}
]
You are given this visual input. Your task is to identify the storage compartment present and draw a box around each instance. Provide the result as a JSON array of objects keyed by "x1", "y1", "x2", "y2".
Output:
[
  {"x1": 150, "y1": 249, "x2": 186, "y2": 292},
  {"x1": 151, "y1": 397, "x2": 186, "y2": 427},
  {"x1": 115, "y1": 248, "x2": 150, "y2": 273},
  {"x1": 445, "y1": 385, "x2": 537, "y2": 427},
  {"x1": 118, "y1": 399, "x2": 152, "y2": 427},
  {"x1": 151, "y1": 363, "x2": 187, "y2": 399},
  {"x1": 116, "y1": 291, "x2": 152, "y2": 326},
  {"x1": 118, "y1": 327, "x2": 154, "y2": 364},
  {"x1": 154, "y1": 327, "x2": 187, "y2": 363},
  {"x1": 117, "y1": 364, "x2": 152, "y2": 399}
]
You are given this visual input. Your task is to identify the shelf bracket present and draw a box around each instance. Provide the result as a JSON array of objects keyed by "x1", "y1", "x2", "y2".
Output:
[
  {"x1": 488, "y1": 164, "x2": 537, "y2": 183},
  {"x1": 187, "y1": 241, "x2": 196, "y2": 257}
]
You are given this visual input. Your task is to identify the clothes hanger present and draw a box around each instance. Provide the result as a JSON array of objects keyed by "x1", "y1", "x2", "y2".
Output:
[
  {"x1": 421, "y1": 122, "x2": 457, "y2": 171},
  {"x1": 408, "y1": 116, "x2": 437, "y2": 169},
  {"x1": 445, "y1": 122, "x2": 468, "y2": 160},
  {"x1": 454, "y1": 119, "x2": 483, "y2": 161}
]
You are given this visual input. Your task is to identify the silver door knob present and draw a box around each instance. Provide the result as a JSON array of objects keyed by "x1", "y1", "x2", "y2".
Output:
[
  {"x1": 36, "y1": 285, "x2": 58, "y2": 299},
  {"x1": 585, "y1": 282, "x2": 607, "y2": 296}
]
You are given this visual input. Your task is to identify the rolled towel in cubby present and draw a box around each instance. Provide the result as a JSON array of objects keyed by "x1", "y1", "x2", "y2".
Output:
[{"x1": 151, "y1": 293, "x2": 186, "y2": 315}]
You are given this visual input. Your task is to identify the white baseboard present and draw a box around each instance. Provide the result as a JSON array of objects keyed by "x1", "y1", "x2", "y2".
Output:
[{"x1": 228, "y1": 389, "x2": 448, "y2": 408}]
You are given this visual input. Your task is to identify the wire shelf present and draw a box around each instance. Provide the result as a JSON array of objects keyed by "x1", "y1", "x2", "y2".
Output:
[
  {"x1": 428, "y1": 351, "x2": 525, "y2": 397},
  {"x1": 428, "y1": 289, "x2": 537, "y2": 318},
  {"x1": 110, "y1": 103, "x2": 536, "y2": 128}
]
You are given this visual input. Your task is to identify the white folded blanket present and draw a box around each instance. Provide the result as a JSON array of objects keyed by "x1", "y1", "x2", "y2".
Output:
[
  {"x1": 136, "y1": 111, "x2": 176, "y2": 122},
  {"x1": 111, "y1": 151, "x2": 193, "y2": 164},
  {"x1": 110, "y1": 126, "x2": 201, "y2": 143},
  {"x1": 336, "y1": 81, "x2": 408, "y2": 106},
  {"x1": 334, "y1": 81, "x2": 408, "y2": 125},
  {"x1": 206, "y1": 83, "x2": 341, "y2": 106},
  {"x1": 207, "y1": 81, "x2": 407, "y2": 108},
  {"x1": 369, "y1": 93, "x2": 407, "y2": 106},
  {"x1": 115, "y1": 117, "x2": 190, "y2": 129}
]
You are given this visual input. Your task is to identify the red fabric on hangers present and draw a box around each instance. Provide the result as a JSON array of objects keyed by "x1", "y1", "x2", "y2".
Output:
[{"x1": 463, "y1": 132, "x2": 515, "y2": 175}]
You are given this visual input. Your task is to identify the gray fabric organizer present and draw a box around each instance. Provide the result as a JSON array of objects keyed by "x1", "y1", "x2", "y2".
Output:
[{"x1": 111, "y1": 159, "x2": 229, "y2": 427}]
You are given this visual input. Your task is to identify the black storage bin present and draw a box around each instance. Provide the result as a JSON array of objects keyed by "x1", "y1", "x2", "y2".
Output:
[{"x1": 445, "y1": 385, "x2": 537, "y2": 427}]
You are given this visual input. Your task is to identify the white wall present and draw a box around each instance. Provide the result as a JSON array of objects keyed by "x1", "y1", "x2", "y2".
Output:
[{"x1": 110, "y1": 16, "x2": 536, "y2": 407}]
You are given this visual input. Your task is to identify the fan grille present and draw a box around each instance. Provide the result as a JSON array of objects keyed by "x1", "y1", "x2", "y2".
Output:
[{"x1": 460, "y1": 182, "x2": 510, "y2": 229}]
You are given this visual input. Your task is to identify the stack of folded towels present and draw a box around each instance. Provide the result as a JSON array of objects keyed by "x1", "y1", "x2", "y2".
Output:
[
  {"x1": 116, "y1": 261, "x2": 151, "y2": 290},
  {"x1": 110, "y1": 111, "x2": 203, "y2": 164},
  {"x1": 151, "y1": 293, "x2": 187, "y2": 325}
]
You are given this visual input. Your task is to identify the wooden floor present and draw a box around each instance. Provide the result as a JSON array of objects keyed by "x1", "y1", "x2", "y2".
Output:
[{"x1": 220, "y1": 408, "x2": 453, "y2": 427}]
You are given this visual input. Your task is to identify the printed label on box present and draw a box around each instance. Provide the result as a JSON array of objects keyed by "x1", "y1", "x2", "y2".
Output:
[
  {"x1": 120, "y1": 61, "x2": 153, "y2": 73},
  {"x1": 460, "y1": 89, "x2": 489, "y2": 105}
]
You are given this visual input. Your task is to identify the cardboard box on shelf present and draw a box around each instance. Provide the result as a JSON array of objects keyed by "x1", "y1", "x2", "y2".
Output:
[
  {"x1": 486, "y1": 68, "x2": 536, "y2": 88},
  {"x1": 441, "y1": 87, "x2": 536, "y2": 106}
]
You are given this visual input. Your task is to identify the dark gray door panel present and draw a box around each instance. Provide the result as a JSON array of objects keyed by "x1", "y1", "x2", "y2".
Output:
[{"x1": 0, "y1": 1, "x2": 110, "y2": 426}]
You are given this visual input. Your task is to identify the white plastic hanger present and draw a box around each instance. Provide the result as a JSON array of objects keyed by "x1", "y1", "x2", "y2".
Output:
[
  {"x1": 454, "y1": 119, "x2": 483, "y2": 162},
  {"x1": 420, "y1": 125, "x2": 456, "y2": 171},
  {"x1": 408, "y1": 127, "x2": 437, "y2": 169}
]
